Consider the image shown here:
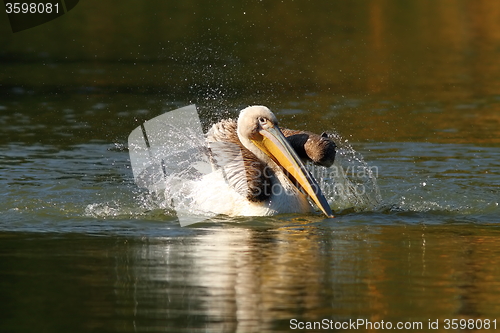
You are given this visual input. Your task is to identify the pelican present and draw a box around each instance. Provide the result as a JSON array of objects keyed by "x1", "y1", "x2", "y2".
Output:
[{"x1": 189, "y1": 106, "x2": 336, "y2": 217}]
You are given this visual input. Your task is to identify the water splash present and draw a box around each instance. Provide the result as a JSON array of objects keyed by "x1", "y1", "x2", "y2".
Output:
[
  {"x1": 129, "y1": 128, "x2": 381, "y2": 220},
  {"x1": 308, "y1": 133, "x2": 382, "y2": 213}
]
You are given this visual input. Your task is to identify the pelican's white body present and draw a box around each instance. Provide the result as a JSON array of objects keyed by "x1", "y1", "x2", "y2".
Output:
[{"x1": 189, "y1": 169, "x2": 312, "y2": 216}]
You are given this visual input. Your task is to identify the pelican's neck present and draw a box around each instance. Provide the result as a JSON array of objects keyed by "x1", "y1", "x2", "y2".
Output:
[{"x1": 237, "y1": 130, "x2": 274, "y2": 165}]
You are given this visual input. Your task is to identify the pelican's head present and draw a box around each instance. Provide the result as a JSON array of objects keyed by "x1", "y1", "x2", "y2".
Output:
[{"x1": 237, "y1": 106, "x2": 334, "y2": 218}]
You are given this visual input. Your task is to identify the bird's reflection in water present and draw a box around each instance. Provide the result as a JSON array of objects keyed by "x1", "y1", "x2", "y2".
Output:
[
  {"x1": 113, "y1": 222, "x2": 345, "y2": 332},
  {"x1": 112, "y1": 223, "x2": 500, "y2": 332}
]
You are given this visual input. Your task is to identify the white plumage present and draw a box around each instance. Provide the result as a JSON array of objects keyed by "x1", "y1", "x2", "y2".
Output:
[{"x1": 186, "y1": 106, "x2": 334, "y2": 217}]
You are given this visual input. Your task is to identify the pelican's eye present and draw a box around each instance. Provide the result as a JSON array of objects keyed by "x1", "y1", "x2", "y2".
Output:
[{"x1": 258, "y1": 117, "x2": 266, "y2": 125}]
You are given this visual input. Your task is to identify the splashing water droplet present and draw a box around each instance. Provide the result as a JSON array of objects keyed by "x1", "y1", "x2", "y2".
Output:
[{"x1": 308, "y1": 132, "x2": 382, "y2": 212}]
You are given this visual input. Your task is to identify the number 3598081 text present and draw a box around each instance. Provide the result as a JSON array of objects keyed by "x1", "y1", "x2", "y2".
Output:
[{"x1": 5, "y1": 2, "x2": 60, "y2": 14}]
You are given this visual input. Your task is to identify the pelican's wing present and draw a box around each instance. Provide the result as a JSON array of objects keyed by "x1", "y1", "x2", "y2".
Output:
[
  {"x1": 207, "y1": 119, "x2": 271, "y2": 202},
  {"x1": 282, "y1": 128, "x2": 337, "y2": 167}
]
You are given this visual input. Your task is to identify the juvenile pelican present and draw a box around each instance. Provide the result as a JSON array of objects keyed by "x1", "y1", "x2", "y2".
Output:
[{"x1": 191, "y1": 106, "x2": 336, "y2": 217}]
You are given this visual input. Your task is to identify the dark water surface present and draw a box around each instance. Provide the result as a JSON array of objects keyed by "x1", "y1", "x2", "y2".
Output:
[{"x1": 1, "y1": 1, "x2": 500, "y2": 332}]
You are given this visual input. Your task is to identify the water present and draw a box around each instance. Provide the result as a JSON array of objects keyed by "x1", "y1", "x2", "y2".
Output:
[{"x1": 2, "y1": 1, "x2": 500, "y2": 332}]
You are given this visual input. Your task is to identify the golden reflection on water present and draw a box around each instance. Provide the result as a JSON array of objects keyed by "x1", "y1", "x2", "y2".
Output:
[
  {"x1": 2, "y1": 0, "x2": 500, "y2": 144},
  {"x1": 112, "y1": 223, "x2": 500, "y2": 331},
  {"x1": 2, "y1": 0, "x2": 500, "y2": 96}
]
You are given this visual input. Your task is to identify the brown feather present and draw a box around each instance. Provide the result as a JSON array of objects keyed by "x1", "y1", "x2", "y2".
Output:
[
  {"x1": 281, "y1": 128, "x2": 337, "y2": 167},
  {"x1": 207, "y1": 119, "x2": 271, "y2": 202},
  {"x1": 207, "y1": 119, "x2": 336, "y2": 203}
]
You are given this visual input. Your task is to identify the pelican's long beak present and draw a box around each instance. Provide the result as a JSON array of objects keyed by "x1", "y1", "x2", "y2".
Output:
[{"x1": 251, "y1": 121, "x2": 334, "y2": 218}]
